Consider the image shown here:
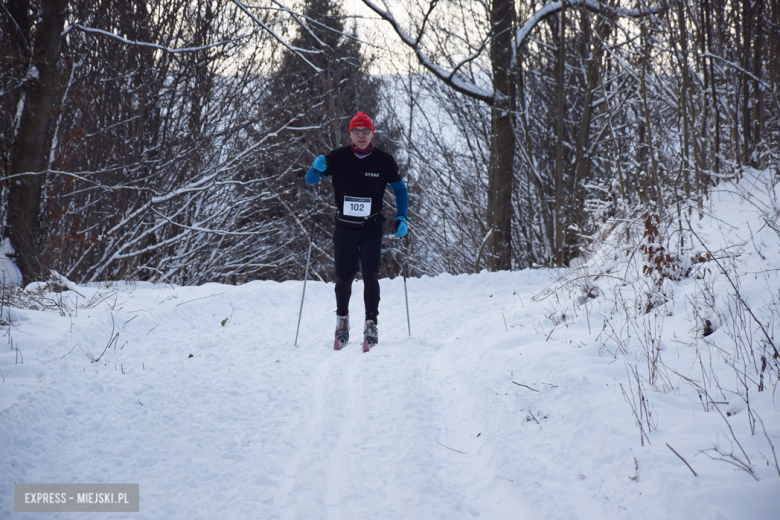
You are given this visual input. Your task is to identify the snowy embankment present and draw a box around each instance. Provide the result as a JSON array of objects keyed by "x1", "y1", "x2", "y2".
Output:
[{"x1": 1, "y1": 171, "x2": 779, "y2": 519}]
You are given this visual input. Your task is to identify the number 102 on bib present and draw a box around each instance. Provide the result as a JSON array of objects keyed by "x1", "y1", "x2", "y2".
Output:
[{"x1": 343, "y1": 196, "x2": 372, "y2": 218}]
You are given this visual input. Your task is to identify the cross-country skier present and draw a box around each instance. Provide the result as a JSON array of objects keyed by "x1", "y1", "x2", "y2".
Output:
[{"x1": 305, "y1": 111, "x2": 409, "y2": 352}]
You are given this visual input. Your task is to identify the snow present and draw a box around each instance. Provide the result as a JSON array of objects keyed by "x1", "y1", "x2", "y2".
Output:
[
  {"x1": 0, "y1": 239, "x2": 23, "y2": 289},
  {"x1": 1, "y1": 171, "x2": 780, "y2": 519}
]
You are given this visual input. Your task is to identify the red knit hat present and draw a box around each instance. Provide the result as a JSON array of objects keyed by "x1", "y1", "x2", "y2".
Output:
[{"x1": 349, "y1": 112, "x2": 374, "y2": 132}]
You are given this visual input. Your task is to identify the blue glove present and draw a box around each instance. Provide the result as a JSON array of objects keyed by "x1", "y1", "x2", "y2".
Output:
[
  {"x1": 305, "y1": 168, "x2": 324, "y2": 185},
  {"x1": 312, "y1": 155, "x2": 327, "y2": 173},
  {"x1": 394, "y1": 216, "x2": 407, "y2": 238}
]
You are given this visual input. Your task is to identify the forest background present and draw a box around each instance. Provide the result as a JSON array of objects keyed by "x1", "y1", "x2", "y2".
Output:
[{"x1": 1, "y1": 0, "x2": 778, "y2": 287}]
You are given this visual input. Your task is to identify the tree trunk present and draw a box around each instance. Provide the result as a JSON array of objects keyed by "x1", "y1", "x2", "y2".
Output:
[
  {"x1": 6, "y1": 0, "x2": 32, "y2": 59},
  {"x1": 554, "y1": 3, "x2": 566, "y2": 265},
  {"x1": 703, "y1": 0, "x2": 719, "y2": 183},
  {"x1": 741, "y1": 0, "x2": 754, "y2": 167},
  {"x1": 771, "y1": 0, "x2": 780, "y2": 97},
  {"x1": 486, "y1": 0, "x2": 515, "y2": 271},
  {"x1": 640, "y1": 25, "x2": 661, "y2": 212},
  {"x1": 753, "y1": 0, "x2": 766, "y2": 167},
  {"x1": 675, "y1": 0, "x2": 692, "y2": 199},
  {"x1": 6, "y1": 0, "x2": 68, "y2": 284},
  {"x1": 516, "y1": 57, "x2": 554, "y2": 265},
  {"x1": 570, "y1": 6, "x2": 602, "y2": 226}
]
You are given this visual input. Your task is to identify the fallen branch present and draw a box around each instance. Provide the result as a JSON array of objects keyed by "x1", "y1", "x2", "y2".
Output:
[
  {"x1": 60, "y1": 344, "x2": 77, "y2": 359},
  {"x1": 512, "y1": 381, "x2": 540, "y2": 392},
  {"x1": 666, "y1": 443, "x2": 697, "y2": 476},
  {"x1": 92, "y1": 313, "x2": 119, "y2": 363},
  {"x1": 175, "y1": 292, "x2": 225, "y2": 307},
  {"x1": 436, "y1": 440, "x2": 466, "y2": 454}
]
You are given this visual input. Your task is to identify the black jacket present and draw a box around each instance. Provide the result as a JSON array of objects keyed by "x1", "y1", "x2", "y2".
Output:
[{"x1": 323, "y1": 146, "x2": 402, "y2": 227}]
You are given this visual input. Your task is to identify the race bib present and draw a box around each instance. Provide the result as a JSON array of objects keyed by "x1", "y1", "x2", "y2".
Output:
[{"x1": 343, "y1": 196, "x2": 372, "y2": 218}]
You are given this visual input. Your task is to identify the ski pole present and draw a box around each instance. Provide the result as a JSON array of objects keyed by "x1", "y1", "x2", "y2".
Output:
[
  {"x1": 294, "y1": 181, "x2": 321, "y2": 346},
  {"x1": 402, "y1": 235, "x2": 410, "y2": 336}
]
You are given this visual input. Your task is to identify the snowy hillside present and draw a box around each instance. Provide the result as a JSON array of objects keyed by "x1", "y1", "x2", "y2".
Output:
[{"x1": 1, "y1": 169, "x2": 779, "y2": 519}]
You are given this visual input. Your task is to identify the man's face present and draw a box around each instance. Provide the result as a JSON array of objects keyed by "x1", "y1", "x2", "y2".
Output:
[{"x1": 350, "y1": 127, "x2": 373, "y2": 150}]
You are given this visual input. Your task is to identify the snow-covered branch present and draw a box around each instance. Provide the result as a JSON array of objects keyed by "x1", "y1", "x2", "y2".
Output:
[
  {"x1": 515, "y1": 0, "x2": 665, "y2": 51},
  {"x1": 63, "y1": 24, "x2": 258, "y2": 54},
  {"x1": 360, "y1": 0, "x2": 493, "y2": 104},
  {"x1": 230, "y1": 0, "x2": 323, "y2": 72}
]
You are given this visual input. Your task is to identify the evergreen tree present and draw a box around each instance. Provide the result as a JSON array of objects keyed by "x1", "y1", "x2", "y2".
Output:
[{"x1": 269, "y1": 0, "x2": 381, "y2": 153}]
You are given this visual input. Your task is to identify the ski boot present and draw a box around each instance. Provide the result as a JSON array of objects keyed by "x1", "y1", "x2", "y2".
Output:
[
  {"x1": 362, "y1": 320, "x2": 378, "y2": 353},
  {"x1": 334, "y1": 314, "x2": 349, "y2": 350}
]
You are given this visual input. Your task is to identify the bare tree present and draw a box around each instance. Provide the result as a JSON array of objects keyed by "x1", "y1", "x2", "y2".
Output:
[
  {"x1": 4, "y1": 0, "x2": 68, "y2": 284},
  {"x1": 2, "y1": 0, "x2": 777, "y2": 284},
  {"x1": 362, "y1": 0, "x2": 663, "y2": 269},
  {"x1": 1, "y1": 0, "x2": 383, "y2": 285}
]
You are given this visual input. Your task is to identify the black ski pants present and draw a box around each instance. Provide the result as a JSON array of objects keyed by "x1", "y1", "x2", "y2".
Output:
[{"x1": 333, "y1": 222, "x2": 383, "y2": 323}]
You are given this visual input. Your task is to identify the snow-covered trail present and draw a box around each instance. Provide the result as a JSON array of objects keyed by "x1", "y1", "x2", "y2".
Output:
[
  {"x1": 1, "y1": 269, "x2": 778, "y2": 519},
  {"x1": 0, "y1": 271, "x2": 555, "y2": 519}
]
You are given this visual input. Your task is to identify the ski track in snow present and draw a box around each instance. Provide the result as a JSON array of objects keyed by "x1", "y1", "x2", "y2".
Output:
[{"x1": 1, "y1": 264, "x2": 779, "y2": 519}]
